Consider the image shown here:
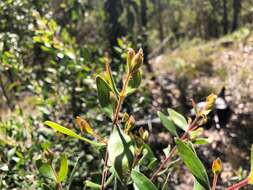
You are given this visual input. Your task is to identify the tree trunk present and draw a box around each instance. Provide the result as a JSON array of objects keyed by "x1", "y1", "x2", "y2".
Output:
[
  {"x1": 157, "y1": 0, "x2": 164, "y2": 54},
  {"x1": 140, "y1": 0, "x2": 152, "y2": 72},
  {"x1": 232, "y1": 0, "x2": 241, "y2": 32},
  {"x1": 223, "y1": 0, "x2": 228, "y2": 34}
]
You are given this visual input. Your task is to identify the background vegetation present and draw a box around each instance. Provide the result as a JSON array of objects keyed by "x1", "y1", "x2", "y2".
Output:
[{"x1": 1, "y1": 0, "x2": 253, "y2": 189}]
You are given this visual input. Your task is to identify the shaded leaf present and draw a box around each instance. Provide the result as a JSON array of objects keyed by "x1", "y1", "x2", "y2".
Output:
[
  {"x1": 131, "y1": 169, "x2": 157, "y2": 190},
  {"x1": 176, "y1": 139, "x2": 210, "y2": 190},
  {"x1": 158, "y1": 111, "x2": 178, "y2": 136},
  {"x1": 37, "y1": 162, "x2": 56, "y2": 181},
  {"x1": 44, "y1": 121, "x2": 104, "y2": 147},
  {"x1": 126, "y1": 70, "x2": 141, "y2": 95},
  {"x1": 96, "y1": 75, "x2": 114, "y2": 116},
  {"x1": 57, "y1": 154, "x2": 68, "y2": 182},
  {"x1": 168, "y1": 108, "x2": 188, "y2": 131}
]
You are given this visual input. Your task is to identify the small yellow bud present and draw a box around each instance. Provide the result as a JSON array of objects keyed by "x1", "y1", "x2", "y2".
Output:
[
  {"x1": 139, "y1": 127, "x2": 149, "y2": 141},
  {"x1": 124, "y1": 115, "x2": 135, "y2": 134},
  {"x1": 212, "y1": 158, "x2": 222, "y2": 174},
  {"x1": 130, "y1": 48, "x2": 143, "y2": 73},
  {"x1": 76, "y1": 116, "x2": 94, "y2": 135},
  {"x1": 122, "y1": 112, "x2": 130, "y2": 122},
  {"x1": 205, "y1": 93, "x2": 217, "y2": 111}
]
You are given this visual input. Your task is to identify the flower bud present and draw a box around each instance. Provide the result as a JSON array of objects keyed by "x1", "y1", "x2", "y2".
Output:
[
  {"x1": 127, "y1": 48, "x2": 135, "y2": 71},
  {"x1": 212, "y1": 158, "x2": 222, "y2": 174},
  {"x1": 139, "y1": 127, "x2": 149, "y2": 141},
  {"x1": 130, "y1": 48, "x2": 143, "y2": 73}
]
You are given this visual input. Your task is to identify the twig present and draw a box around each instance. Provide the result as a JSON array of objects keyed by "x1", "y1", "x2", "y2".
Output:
[
  {"x1": 67, "y1": 156, "x2": 80, "y2": 190},
  {"x1": 151, "y1": 116, "x2": 200, "y2": 181},
  {"x1": 211, "y1": 173, "x2": 218, "y2": 190},
  {"x1": 225, "y1": 178, "x2": 249, "y2": 190}
]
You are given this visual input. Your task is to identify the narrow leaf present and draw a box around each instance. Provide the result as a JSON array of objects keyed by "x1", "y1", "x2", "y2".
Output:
[
  {"x1": 168, "y1": 108, "x2": 188, "y2": 131},
  {"x1": 131, "y1": 169, "x2": 157, "y2": 190},
  {"x1": 85, "y1": 180, "x2": 101, "y2": 189},
  {"x1": 57, "y1": 154, "x2": 68, "y2": 182},
  {"x1": 158, "y1": 111, "x2": 178, "y2": 136},
  {"x1": 176, "y1": 139, "x2": 210, "y2": 189},
  {"x1": 193, "y1": 178, "x2": 204, "y2": 190},
  {"x1": 44, "y1": 121, "x2": 104, "y2": 147}
]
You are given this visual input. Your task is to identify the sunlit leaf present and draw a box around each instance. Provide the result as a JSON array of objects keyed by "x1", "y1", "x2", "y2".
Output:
[
  {"x1": 168, "y1": 108, "x2": 188, "y2": 131},
  {"x1": 131, "y1": 169, "x2": 157, "y2": 190},
  {"x1": 85, "y1": 180, "x2": 100, "y2": 189},
  {"x1": 44, "y1": 121, "x2": 104, "y2": 147},
  {"x1": 108, "y1": 127, "x2": 134, "y2": 182},
  {"x1": 176, "y1": 139, "x2": 210, "y2": 189},
  {"x1": 57, "y1": 154, "x2": 68, "y2": 182},
  {"x1": 158, "y1": 111, "x2": 178, "y2": 136}
]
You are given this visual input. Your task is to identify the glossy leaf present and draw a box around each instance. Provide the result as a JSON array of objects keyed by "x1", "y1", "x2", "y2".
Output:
[
  {"x1": 176, "y1": 139, "x2": 210, "y2": 190},
  {"x1": 131, "y1": 169, "x2": 157, "y2": 190},
  {"x1": 108, "y1": 127, "x2": 134, "y2": 182},
  {"x1": 158, "y1": 111, "x2": 178, "y2": 136},
  {"x1": 57, "y1": 154, "x2": 68, "y2": 182},
  {"x1": 193, "y1": 178, "x2": 204, "y2": 190},
  {"x1": 168, "y1": 108, "x2": 188, "y2": 131},
  {"x1": 44, "y1": 121, "x2": 104, "y2": 147}
]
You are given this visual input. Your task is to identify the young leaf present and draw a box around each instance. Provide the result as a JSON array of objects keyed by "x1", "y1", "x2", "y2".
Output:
[
  {"x1": 168, "y1": 108, "x2": 188, "y2": 131},
  {"x1": 44, "y1": 121, "x2": 104, "y2": 147},
  {"x1": 126, "y1": 70, "x2": 142, "y2": 96},
  {"x1": 131, "y1": 169, "x2": 158, "y2": 190},
  {"x1": 158, "y1": 111, "x2": 178, "y2": 137},
  {"x1": 175, "y1": 139, "x2": 210, "y2": 190},
  {"x1": 57, "y1": 154, "x2": 68, "y2": 182},
  {"x1": 108, "y1": 127, "x2": 134, "y2": 182},
  {"x1": 37, "y1": 162, "x2": 56, "y2": 181}
]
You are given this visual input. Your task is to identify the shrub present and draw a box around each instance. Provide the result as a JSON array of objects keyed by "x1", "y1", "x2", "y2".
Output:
[{"x1": 41, "y1": 48, "x2": 253, "y2": 190}]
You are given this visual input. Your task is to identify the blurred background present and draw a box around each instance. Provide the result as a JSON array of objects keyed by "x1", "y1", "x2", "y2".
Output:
[{"x1": 0, "y1": 0, "x2": 253, "y2": 189}]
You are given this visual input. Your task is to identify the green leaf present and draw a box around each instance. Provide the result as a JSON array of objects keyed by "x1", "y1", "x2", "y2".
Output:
[
  {"x1": 44, "y1": 121, "x2": 104, "y2": 147},
  {"x1": 96, "y1": 75, "x2": 114, "y2": 116},
  {"x1": 57, "y1": 154, "x2": 68, "y2": 182},
  {"x1": 158, "y1": 111, "x2": 178, "y2": 137},
  {"x1": 176, "y1": 139, "x2": 210, "y2": 190},
  {"x1": 168, "y1": 108, "x2": 188, "y2": 131},
  {"x1": 193, "y1": 138, "x2": 210, "y2": 145},
  {"x1": 126, "y1": 70, "x2": 141, "y2": 95},
  {"x1": 131, "y1": 169, "x2": 158, "y2": 190},
  {"x1": 108, "y1": 127, "x2": 134, "y2": 182},
  {"x1": 193, "y1": 178, "x2": 204, "y2": 190},
  {"x1": 37, "y1": 162, "x2": 56, "y2": 181},
  {"x1": 85, "y1": 180, "x2": 101, "y2": 189}
]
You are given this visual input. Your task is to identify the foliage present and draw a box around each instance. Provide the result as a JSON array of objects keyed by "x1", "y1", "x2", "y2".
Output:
[{"x1": 39, "y1": 49, "x2": 253, "y2": 190}]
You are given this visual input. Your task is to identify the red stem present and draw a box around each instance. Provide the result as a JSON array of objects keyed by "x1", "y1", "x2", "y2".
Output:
[{"x1": 226, "y1": 178, "x2": 249, "y2": 190}]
